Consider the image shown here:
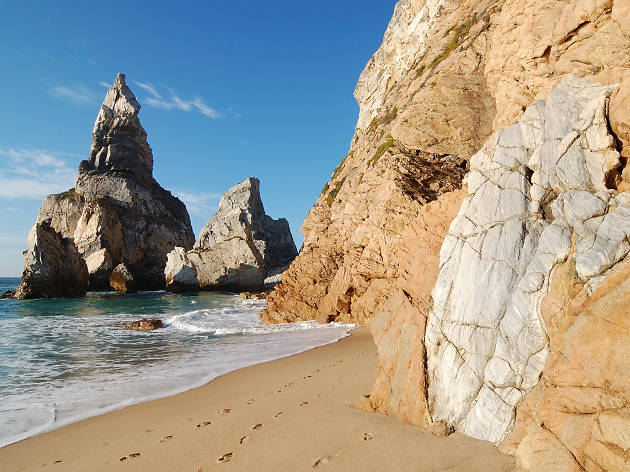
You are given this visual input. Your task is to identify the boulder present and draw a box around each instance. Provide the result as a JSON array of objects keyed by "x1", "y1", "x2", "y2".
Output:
[
  {"x1": 240, "y1": 291, "x2": 267, "y2": 300},
  {"x1": 25, "y1": 73, "x2": 195, "y2": 293},
  {"x1": 109, "y1": 263, "x2": 137, "y2": 294},
  {"x1": 165, "y1": 177, "x2": 297, "y2": 292},
  {"x1": 123, "y1": 319, "x2": 163, "y2": 331},
  {"x1": 15, "y1": 221, "x2": 89, "y2": 299}
]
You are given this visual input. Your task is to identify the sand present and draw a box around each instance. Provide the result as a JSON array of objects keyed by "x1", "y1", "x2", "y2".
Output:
[{"x1": 0, "y1": 328, "x2": 515, "y2": 471}]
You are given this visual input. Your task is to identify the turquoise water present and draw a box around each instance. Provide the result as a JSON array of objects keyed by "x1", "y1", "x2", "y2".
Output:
[{"x1": 0, "y1": 277, "x2": 352, "y2": 447}]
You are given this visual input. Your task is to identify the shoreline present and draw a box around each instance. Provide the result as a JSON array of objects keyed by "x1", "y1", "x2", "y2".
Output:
[
  {"x1": 0, "y1": 327, "x2": 515, "y2": 471},
  {"x1": 0, "y1": 300, "x2": 353, "y2": 449}
]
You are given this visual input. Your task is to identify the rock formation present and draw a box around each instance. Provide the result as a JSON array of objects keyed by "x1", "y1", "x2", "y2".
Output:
[
  {"x1": 109, "y1": 263, "x2": 137, "y2": 294},
  {"x1": 425, "y1": 75, "x2": 626, "y2": 449},
  {"x1": 15, "y1": 221, "x2": 89, "y2": 299},
  {"x1": 18, "y1": 74, "x2": 195, "y2": 296},
  {"x1": 165, "y1": 177, "x2": 297, "y2": 292},
  {"x1": 123, "y1": 319, "x2": 163, "y2": 331},
  {"x1": 262, "y1": 1, "x2": 630, "y2": 470}
]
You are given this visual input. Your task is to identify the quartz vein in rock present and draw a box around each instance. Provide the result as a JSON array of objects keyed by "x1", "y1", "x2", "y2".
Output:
[{"x1": 426, "y1": 76, "x2": 626, "y2": 444}]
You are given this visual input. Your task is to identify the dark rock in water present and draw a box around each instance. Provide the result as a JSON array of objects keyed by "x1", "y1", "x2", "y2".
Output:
[
  {"x1": 123, "y1": 319, "x2": 163, "y2": 331},
  {"x1": 24, "y1": 73, "x2": 195, "y2": 295},
  {"x1": 240, "y1": 291, "x2": 267, "y2": 300},
  {"x1": 109, "y1": 263, "x2": 137, "y2": 294},
  {"x1": 15, "y1": 221, "x2": 89, "y2": 299},
  {"x1": 165, "y1": 177, "x2": 298, "y2": 292},
  {"x1": 0, "y1": 290, "x2": 15, "y2": 299}
]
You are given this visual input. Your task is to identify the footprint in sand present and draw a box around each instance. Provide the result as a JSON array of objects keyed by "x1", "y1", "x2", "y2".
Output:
[
  {"x1": 160, "y1": 435, "x2": 174, "y2": 443},
  {"x1": 363, "y1": 433, "x2": 375, "y2": 441},
  {"x1": 299, "y1": 401, "x2": 309, "y2": 407},
  {"x1": 220, "y1": 408, "x2": 231, "y2": 415},
  {"x1": 247, "y1": 398, "x2": 256, "y2": 405},
  {"x1": 120, "y1": 453, "x2": 141, "y2": 461},
  {"x1": 251, "y1": 423, "x2": 263, "y2": 430},
  {"x1": 217, "y1": 452, "x2": 233, "y2": 463},
  {"x1": 240, "y1": 435, "x2": 248, "y2": 444},
  {"x1": 274, "y1": 411, "x2": 284, "y2": 418},
  {"x1": 196, "y1": 421, "x2": 212, "y2": 428},
  {"x1": 129, "y1": 453, "x2": 141, "y2": 458},
  {"x1": 313, "y1": 456, "x2": 331, "y2": 468}
]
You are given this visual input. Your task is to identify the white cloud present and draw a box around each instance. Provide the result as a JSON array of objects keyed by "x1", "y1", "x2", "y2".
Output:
[
  {"x1": 173, "y1": 189, "x2": 220, "y2": 218},
  {"x1": 49, "y1": 84, "x2": 96, "y2": 105},
  {"x1": 134, "y1": 81, "x2": 221, "y2": 119},
  {"x1": 133, "y1": 80, "x2": 162, "y2": 99},
  {"x1": 99, "y1": 80, "x2": 111, "y2": 88},
  {"x1": 0, "y1": 148, "x2": 77, "y2": 199}
]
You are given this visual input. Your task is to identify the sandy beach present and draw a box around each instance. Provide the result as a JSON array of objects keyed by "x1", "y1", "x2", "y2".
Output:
[{"x1": 0, "y1": 328, "x2": 515, "y2": 471}]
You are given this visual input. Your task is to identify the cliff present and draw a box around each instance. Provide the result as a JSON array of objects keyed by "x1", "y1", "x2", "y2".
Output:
[
  {"x1": 165, "y1": 177, "x2": 297, "y2": 292},
  {"x1": 19, "y1": 74, "x2": 195, "y2": 295},
  {"x1": 262, "y1": 1, "x2": 630, "y2": 470}
]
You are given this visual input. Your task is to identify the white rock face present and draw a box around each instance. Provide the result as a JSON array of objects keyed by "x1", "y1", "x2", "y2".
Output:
[
  {"x1": 165, "y1": 178, "x2": 297, "y2": 292},
  {"x1": 425, "y1": 76, "x2": 627, "y2": 444},
  {"x1": 354, "y1": 0, "x2": 443, "y2": 131}
]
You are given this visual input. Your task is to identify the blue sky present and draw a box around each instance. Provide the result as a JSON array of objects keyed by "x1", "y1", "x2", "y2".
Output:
[{"x1": 0, "y1": 1, "x2": 396, "y2": 276}]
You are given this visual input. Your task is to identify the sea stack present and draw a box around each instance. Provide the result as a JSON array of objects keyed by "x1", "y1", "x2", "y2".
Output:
[
  {"x1": 16, "y1": 74, "x2": 195, "y2": 297},
  {"x1": 165, "y1": 177, "x2": 297, "y2": 292}
]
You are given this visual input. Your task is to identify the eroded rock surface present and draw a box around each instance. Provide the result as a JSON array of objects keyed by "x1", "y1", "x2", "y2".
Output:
[
  {"x1": 22, "y1": 74, "x2": 195, "y2": 293},
  {"x1": 262, "y1": 1, "x2": 630, "y2": 470},
  {"x1": 123, "y1": 319, "x2": 163, "y2": 331},
  {"x1": 426, "y1": 76, "x2": 624, "y2": 445},
  {"x1": 109, "y1": 263, "x2": 137, "y2": 294},
  {"x1": 262, "y1": 0, "x2": 496, "y2": 325},
  {"x1": 165, "y1": 178, "x2": 297, "y2": 292},
  {"x1": 15, "y1": 221, "x2": 89, "y2": 299}
]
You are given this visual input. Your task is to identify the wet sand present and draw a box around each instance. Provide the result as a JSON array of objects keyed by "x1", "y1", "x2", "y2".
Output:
[{"x1": 0, "y1": 327, "x2": 515, "y2": 471}]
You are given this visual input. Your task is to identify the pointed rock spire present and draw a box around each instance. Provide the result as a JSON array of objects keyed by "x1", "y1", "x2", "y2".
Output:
[
  {"x1": 165, "y1": 177, "x2": 298, "y2": 292},
  {"x1": 84, "y1": 73, "x2": 153, "y2": 180}
]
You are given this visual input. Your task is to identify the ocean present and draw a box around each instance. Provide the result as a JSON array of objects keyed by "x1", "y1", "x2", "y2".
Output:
[{"x1": 0, "y1": 277, "x2": 352, "y2": 448}]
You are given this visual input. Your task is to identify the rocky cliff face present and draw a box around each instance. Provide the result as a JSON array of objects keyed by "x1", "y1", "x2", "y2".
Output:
[
  {"x1": 15, "y1": 221, "x2": 89, "y2": 299},
  {"x1": 263, "y1": 1, "x2": 630, "y2": 470},
  {"x1": 165, "y1": 177, "x2": 297, "y2": 292},
  {"x1": 19, "y1": 74, "x2": 194, "y2": 295}
]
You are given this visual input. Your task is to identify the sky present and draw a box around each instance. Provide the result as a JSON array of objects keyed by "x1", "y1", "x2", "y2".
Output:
[{"x1": 0, "y1": 0, "x2": 396, "y2": 276}]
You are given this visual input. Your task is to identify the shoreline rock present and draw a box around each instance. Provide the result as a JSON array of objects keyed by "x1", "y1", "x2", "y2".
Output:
[
  {"x1": 109, "y1": 263, "x2": 137, "y2": 294},
  {"x1": 165, "y1": 177, "x2": 297, "y2": 293},
  {"x1": 0, "y1": 290, "x2": 15, "y2": 299},
  {"x1": 123, "y1": 319, "x2": 163, "y2": 331},
  {"x1": 260, "y1": 1, "x2": 630, "y2": 470},
  {"x1": 15, "y1": 221, "x2": 89, "y2": 299},
  {"x1": 17, "y1": 74, "x2": 195, "y2": 298}
]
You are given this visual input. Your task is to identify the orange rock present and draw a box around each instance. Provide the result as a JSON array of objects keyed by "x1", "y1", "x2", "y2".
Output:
[
  {"x1": 502, "y1": 255, "x2": 630, "y2": 471},
  {"x1": 363, "y1": 189, "x2": 465, "y2": 426}
]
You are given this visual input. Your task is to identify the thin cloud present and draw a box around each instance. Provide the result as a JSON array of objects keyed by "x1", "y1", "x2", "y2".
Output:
[
  {"x1": 0, "y1": 148, "x2": 77, "y2": 199},
  {"x1": 173, "y1": 190, "x2": 221, "y2": 218},
  {"x1": 99, "y1": 81, "x2": 111, "y2": 88},
  {"x1": 134, "y1": 81, "x2": 221, "y2": 119},
  {"x1": 50, "y1": 84, "x2": 96, "y2": 105},
  {"x1": 133, "y1": 80, "x2": 162, "y2": 99}
]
